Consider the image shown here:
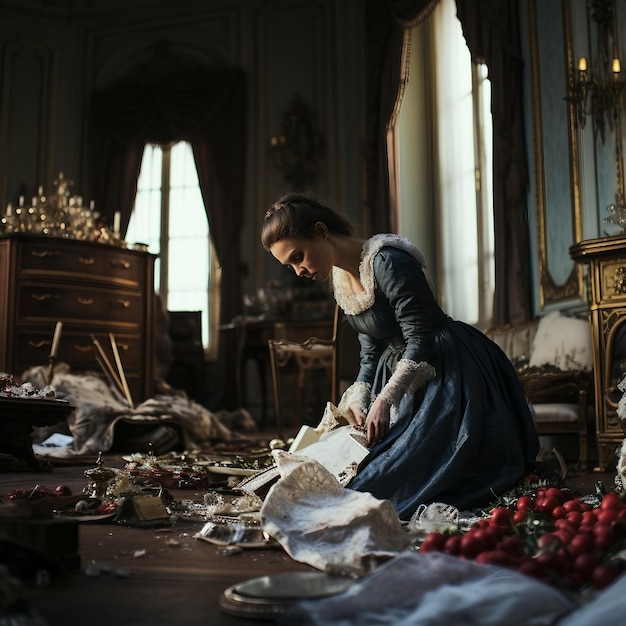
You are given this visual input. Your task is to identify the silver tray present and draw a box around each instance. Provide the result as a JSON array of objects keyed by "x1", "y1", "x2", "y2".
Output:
[{"x1": 220, "y1": 571, "x2": 354, "y2": 619}]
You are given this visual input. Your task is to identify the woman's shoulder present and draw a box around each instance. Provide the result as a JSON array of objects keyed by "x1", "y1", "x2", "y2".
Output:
[{"x1": 364, "y1": 234, "x2": 427, "y2": 270}]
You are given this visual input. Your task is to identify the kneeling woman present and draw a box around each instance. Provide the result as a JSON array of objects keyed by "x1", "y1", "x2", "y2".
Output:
[{"x1": 261, "y1": 192, "x2": 539, "y2": 519}]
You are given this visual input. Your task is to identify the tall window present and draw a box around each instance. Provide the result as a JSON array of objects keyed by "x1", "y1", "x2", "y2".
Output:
[
  {"x1": 396, "y1": 0, "x2": 494, "y2": 329},
  {"x1": 126, "y1": 142, "x2": 218, "y2": 352},
  {"x1": 432, "y1": 0, "x2": 494, "y2": 327}
]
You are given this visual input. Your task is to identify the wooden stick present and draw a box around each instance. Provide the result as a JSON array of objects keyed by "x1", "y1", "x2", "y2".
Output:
[
  {"x1": 91, "y1": 334, "x2": 123, "y2": 394},
  {"x1": 109, "y1": 333, "x2": 134, "y2": 408}
]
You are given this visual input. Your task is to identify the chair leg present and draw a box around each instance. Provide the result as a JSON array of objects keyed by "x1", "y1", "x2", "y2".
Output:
[
  {"x1": 268, "y1": 342, "x2": 283, "y2": 440},
  {"x1": 579, "y1": 433, "x2": 588, "y2": 472}
]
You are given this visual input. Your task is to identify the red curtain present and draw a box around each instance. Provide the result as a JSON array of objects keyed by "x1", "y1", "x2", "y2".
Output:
[{"x1": 89, "y1": 68, "x2": 247, "y2": 409}]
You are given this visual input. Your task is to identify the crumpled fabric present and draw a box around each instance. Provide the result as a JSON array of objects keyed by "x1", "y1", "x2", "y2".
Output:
[
  {"x1": 279, "y1": 551, "x2": 576, "y2": 626},
  {"x1": 21, "y1": 364, "x2": 241, "y2": 456},
  {"x1": 260, "y1": 450, "x2": 412, "y2": 577}
]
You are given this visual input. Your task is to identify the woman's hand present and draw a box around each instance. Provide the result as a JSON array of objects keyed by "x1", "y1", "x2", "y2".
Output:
[
  {"x1": 364, "y1": 397, "x2": 390, "y2": 447},
  {"x1": 346, "y1": 402, "x2": 367, "y2": 427}
]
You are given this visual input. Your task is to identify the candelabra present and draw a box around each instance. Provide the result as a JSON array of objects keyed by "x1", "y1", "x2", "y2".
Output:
[
  {"x1": 0, "y1": 172, "x2": 122, "y2": 244},
  {"x1": 567, "y1": 0, "x2": 626, "y2": 232}
]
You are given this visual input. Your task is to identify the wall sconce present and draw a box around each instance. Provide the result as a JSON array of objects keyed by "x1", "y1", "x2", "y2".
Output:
[
  {"x1": 567, "y1": 0, "x2": 626, "y2": 232},
  {"x1": 569, "y1": 54, "x2": 624, "y2": 141},
  {"x1": 270, "y1": 95, "x2": 325, "y2": 190}
]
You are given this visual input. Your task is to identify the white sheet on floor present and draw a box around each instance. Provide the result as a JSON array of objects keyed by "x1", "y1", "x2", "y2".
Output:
[{"x1": 282, "y1": 551, "x2": 576, "y2": 626}]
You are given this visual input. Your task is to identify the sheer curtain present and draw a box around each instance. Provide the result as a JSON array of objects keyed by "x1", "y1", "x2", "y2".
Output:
[{"x1": 432, "y1": 0, "x2": 483, "y2": 323}]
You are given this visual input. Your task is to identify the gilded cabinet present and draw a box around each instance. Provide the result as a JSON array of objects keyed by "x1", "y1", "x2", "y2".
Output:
[
  {"x1": 571, "y1": 235, "x2": 626, "y2": 471},
  {"x1": 0, "y1": 234, "x2": 156, "y2": 402}
]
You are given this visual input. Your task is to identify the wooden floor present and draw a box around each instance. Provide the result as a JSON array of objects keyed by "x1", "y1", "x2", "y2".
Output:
[{"x1": 0, "y1": 432, "x2": 620, "y2": 626}]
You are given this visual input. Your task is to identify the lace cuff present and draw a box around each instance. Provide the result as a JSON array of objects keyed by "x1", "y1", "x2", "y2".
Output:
[
  {"x1": 338, "y1": 381, "x2": 372, "y2": 415},
  {"x1": 314, "y1": 381, "x2": 372, "y2": 434},
  {"x1": 378, "y1": 359, "x2": 436, "y2": 407}
]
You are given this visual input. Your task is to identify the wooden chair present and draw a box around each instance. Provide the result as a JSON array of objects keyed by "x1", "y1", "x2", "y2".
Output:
[
  {"x1": 268, "y1": 304, "x2": 363, "y2": 438},
  {"x1": 268, "y1": 305, "x2": 340, "y2": 438}
]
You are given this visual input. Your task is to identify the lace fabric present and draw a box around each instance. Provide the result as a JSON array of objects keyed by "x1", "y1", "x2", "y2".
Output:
[
  {"x1": 378, "y1": 359, "x2": 436, "y2": 407},
  {"x1": 333, "y1": 234, "x2": 427, "y2": 315}
]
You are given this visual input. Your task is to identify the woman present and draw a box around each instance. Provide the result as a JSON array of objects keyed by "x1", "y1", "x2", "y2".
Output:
[{"x1": 261, "y1": 192, "x2": 540, "y2": 519}]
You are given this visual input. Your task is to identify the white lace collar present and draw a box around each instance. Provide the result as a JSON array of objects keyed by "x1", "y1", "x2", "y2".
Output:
[{"x1": 332, "y1": 234, "x2": 426, "y2": 315}]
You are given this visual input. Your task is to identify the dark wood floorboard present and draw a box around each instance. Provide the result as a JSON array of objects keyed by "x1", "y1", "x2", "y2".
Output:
[{"x1": 0, "y1": 429, "x2": 621, "y2": 626}]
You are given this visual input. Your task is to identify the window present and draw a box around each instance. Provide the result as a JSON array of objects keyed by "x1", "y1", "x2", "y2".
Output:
[
  {"x1": 395, "y1": 0, "x2": 494, "y2": 329},
  {"x1": 126, "y1": 142, "x2": 219, "y2": 353}
]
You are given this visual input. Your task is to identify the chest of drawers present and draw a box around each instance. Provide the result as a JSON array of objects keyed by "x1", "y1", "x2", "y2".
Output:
[
  {"x1": 571, "y1": 235, "x2": 626, "y2": 471},
  {"x1": 0, "y1": 235, "x2": 156, "y2": 402}
]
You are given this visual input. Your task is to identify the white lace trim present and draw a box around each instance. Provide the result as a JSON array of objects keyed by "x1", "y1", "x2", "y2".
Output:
[
  {"x1": 333, "y1": 234, "x2": 427, "y2": 315},
  {"x1": 338, "y1": 381, "x2": 371, "y2": 415},
  {"x1": 378, "y1": 359, "x2": 436, "y2": 407}
]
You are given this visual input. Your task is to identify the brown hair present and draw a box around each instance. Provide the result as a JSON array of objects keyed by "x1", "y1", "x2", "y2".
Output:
[{"x1": 261, "y1": 192, "x2": 354, "y2": 250}]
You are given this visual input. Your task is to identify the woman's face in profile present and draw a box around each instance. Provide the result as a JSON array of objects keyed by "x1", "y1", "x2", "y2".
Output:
[{"x1": 270, "y1": 233, "x2": 333, "y2": 281}]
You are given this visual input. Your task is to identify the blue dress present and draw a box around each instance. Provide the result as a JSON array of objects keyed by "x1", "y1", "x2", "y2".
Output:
[{"x1": 332, "y1": 235, "x2": 539, "y2": 519}]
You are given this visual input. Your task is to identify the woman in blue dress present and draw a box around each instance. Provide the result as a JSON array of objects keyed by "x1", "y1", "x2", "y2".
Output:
[{"x1": 261, "y1": 192, "x2": 540, "y2": 519}]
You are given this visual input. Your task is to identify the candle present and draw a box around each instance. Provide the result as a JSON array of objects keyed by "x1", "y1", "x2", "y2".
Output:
[
  {"x1": 90, "y1": 200, "x2": 95, "y2": 210},
  {"x1": 113, "y1": 211, "x2": 121, "y2": 234},
  {"x1": 50, "y1": 321, "x2": 62, "y2": 358},
  {"x1": 578, "y1": 57, "x2": 587, "y2": 72},
  {"x1": 18, "y1": 195, "x2": 24, "y2": 207},
  {"x1": 613, "y1": 58, "x2": 621, "y2": 76},
  {"x1": 5, "y1": 203, "x2": 12, "y2": 217}
]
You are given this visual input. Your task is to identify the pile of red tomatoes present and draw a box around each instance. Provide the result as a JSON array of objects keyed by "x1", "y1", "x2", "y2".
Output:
[{"x1": 419, "y1": 480, "x2": 626, "y2": 592}]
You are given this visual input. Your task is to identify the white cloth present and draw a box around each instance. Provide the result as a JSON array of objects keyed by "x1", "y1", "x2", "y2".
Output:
[
  {"x1": 261, "y1": 450, "x2": 412, "y2": 577},
  {"x1": 284, "y1": 551, "x2": 576, "y2": 626}
]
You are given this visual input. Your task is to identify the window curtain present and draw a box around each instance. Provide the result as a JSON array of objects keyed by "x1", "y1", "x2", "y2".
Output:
[
  {"x1": 364, "y1": 0, "x2": 439, "y2": 235},
  {"x1": 455, "y1": 0, "x2": 532, "y2": 325},
  {"x1": 366, "y1": 0, "x2": 532, "y2": 325},
  {"x1": 89, "y1": 67, "x2": 247, "y2": 409}
]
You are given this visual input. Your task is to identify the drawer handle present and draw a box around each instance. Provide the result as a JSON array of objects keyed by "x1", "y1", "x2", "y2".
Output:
[
  {"x1": 79, "y1": 256, "x2": 95, "y2": 265},
  {"x1": 77, "y1": 297, "x2": 94, "y2": 306},
  {"x1": 31, "y1": 293, "x2": 57, "y2": 301},
  {"x1": 74, "y1": 344, "x2": 93, "y2": 352},
  {"x1": 31, "y1": 250, "x2": 60, "y2": 259},
  {"x1": 28, "y1": 340, "x2": 50, "y2": 349},
  {"x1": 111, "y1": 299, "x2": 131, "y2": 308},
  {"x1": 111, "y1": 260, "x2": 131, "y2": 269}
]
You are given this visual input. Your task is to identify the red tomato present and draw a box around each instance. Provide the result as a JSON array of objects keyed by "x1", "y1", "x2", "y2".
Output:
[
  {"x1": 567, "y1": 532, "x2": 595, "y2": 556},
  {"x1": 591, "y1": 564, "x2": 621, "y2": 590},
  {"x1": 597, "y1": 509, "x2": 620, "y2": 525},
  {"x1": 592, "y1": 524, "x2": 617, "y2": 551},
  {"x1": 420, "y1": 531, "x2": 447, "y2": 553},
  {"x1": 574, "y1": 552, "x2": 601, "y2": 579},
  {"x1": 443, "y1": 535, "x2": 462, "y2": 555},
  {"x1": 513, "y1": 509, "x2": 528, "y2": 524},
  {"x1": 563, "y1": 499, "x2": 583, "y2": 513},
  {"x1": 545, "y1": 487, "x2": 565, "y2": 504},
  {"x1": 535, "y1": 550, "x2": 567, "y2": 574},
  {"x1": 497, "y1": 536, "x2": 524, "y2": 557},
  {"x1": 565, "y1": 510, "x2": 583, "y2": 527},
  {"x1": 554, "y1": 519, "x2": 577, "y2": 536},
  {"x1": 474, "y1": 550, "x2": 515, "y2": 567},
  {"x1": 516, "y1": 495, "x2": 533, "y2": 511},
  {"x1": 537, "y1": 533, "x2": 561, "y2": 550},
  {"x1": 581, "y1": 510, "x2": 597, "y2": 526},
  {"x1": 490, "y1": 507, "x2": 513, "y2": 526},
  {"x1": 551, "y1": 505, "x2": 567, "y2": 520},
  {"x1": 600, "y1": 492, "x2": 624, "y2": 512}
]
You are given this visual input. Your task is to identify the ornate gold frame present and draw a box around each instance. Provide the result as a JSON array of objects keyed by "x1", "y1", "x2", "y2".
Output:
[{"x1": 529, "y1": 0, "x2": 585, "y2": 308}]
